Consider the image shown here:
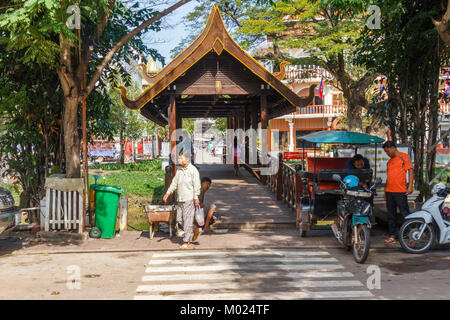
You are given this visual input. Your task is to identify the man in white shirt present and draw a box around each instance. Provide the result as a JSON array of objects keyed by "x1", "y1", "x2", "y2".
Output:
[{"x1": 163, "y1": 153, "x2": 201, "y2": 249}]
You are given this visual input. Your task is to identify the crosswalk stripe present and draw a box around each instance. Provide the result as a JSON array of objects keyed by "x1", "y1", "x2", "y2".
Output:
[
  {"x1": 145, "y1": 263, "x2": 344, "y2": 273},
  {"x1": 136, "y1": 279, "x2": 363, "y2": 293},
  {"x1": 148, "y1": 256, "x2": 338, "y2": 265},
  {"x1": 141, "y1": 271, "x2": 355, "y2": 282},
  {"x1": 134, "y1": 290, "x2": 374, "y2": 300},
  {"x1": 135, "y1": 249, "x2": 374, "y2": 300},
  {"x1": 151, "y1": 250, "x2": 330, "y2": 259}
]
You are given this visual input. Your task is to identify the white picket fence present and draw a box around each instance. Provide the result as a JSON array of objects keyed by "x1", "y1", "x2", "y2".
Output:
[{"x1": 44, "y1": 188, "x2": 83, "y2": 233}]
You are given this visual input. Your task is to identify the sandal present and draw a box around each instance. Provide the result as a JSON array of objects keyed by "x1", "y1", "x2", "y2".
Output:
[
  {"x1": 384, "y1": 237, "x2": 397, "y2": 244},
  {"x1": 192, "y1": 228, "x2": 202, "y2": 242},
  {"x1": 180, "y1": 243, "x2": 190, "y2": 250}
]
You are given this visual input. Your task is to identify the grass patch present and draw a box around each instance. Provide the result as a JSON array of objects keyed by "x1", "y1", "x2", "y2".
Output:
[
  {"x1": 89, "y1": 159, "x2": 162, "y2": 172},
  {"x1": 88, "y1": 159, "x2": 166, "y2": 231}
]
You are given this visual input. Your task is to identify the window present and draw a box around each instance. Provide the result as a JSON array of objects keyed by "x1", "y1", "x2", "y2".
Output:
[
  {"x1": 271, "y1": 131, "x2": 290, "y2": 151},
  {"x1": 296, "y1": 130, "x2": 317, "y2": 149}
]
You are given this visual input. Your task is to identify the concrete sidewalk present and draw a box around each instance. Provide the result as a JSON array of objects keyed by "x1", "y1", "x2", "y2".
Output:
[{"x1": 0, "y1": 226, "x2": 414, "y2": 256}]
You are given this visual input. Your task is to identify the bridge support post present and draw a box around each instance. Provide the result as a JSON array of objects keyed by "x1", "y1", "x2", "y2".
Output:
[
  {"x1": 294, "y1": 163, "x2": 303, "y2": 228},
  {"x1": 276, "y1": 152, "x2": 283, "y2": 200}
]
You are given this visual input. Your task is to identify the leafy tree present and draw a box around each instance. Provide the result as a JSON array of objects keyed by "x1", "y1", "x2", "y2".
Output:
[
  {"x1": 182, "y1": 118, "x2": 196, "y2": 137},
  {"x1": 211, "y1": 117, "x2": 227, "y2": 133},
  {"x1": 357, "y1": 0, "x2": 447, "y2": 193},
  {"x1": 238, "y1": 0, "x2": 377, "y2": 131},
  {"x1": 170, "y1": 0, "x2": 263, "y2": 57},
  {"x1": 0, "y1": 0, "x2": 192, "y2": 178},
  {"x1": 109, "y1": 80, "x2": 147, "y2": 164},
  {"x1": 432, "y1": 0, "x2": 450, "y2": 47},
  {"x1": 0, "y1": 50, "x2": 64, "y2": 206}
]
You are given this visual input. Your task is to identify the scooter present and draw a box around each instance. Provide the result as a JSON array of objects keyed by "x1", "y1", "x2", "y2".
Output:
[
  {"x1": 331, "y1": 174, "x2": 382, "y2": 264},
  {"x1": 399, "y1": 182, "x2": 450, "y2": 254}
]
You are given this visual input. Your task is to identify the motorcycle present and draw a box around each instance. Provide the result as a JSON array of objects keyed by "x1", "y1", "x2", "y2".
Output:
[
  {"x1": 399, "y1": 182, "x2": 450, "y2": 254},
  {"x1": 330, "y1": 174, "x2": 382, "y2": 264}
]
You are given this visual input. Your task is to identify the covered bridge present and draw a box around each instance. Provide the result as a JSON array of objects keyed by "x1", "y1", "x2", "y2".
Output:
[{"x1": 117, "y1": 5, "x2": 316, "y2": 165}]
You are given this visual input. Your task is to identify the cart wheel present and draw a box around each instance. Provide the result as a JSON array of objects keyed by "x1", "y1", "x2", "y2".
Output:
[{"x1": 90, "y1": 227, "x2": 102, "y2": 239}]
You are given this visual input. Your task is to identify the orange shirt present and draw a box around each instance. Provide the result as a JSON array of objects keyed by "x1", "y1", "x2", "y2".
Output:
[{"x1": 385, "y1": 152, "x2": 413, "y2": 193}]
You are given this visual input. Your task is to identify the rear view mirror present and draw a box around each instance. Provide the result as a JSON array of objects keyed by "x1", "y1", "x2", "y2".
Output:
[{"x1": 332, "y1": 174, "x2": 342, "y2": 182}]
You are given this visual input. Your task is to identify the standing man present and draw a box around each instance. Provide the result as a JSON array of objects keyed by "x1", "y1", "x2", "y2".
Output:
[
  {"x1": 163, "y1": 152, "x2": 201, "y2": 249},
  {"x1": 383, "y1": 141, "x2": 414, "y2": 243}
]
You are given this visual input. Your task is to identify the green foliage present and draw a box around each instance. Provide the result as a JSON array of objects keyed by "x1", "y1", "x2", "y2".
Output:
[
  {"x1": 90, "y1": 159, "x2": 162, "y2": 172},
  {"x1": 182, "y1": 118, "x2": 196, "y2": 136},
  {"x1": 211, "y1": 117, "x2": 227, "y2": 133},
  {"x1": 171, "y1": 0, "x2": 266, "y2": 57},
  {"x1": 0, "y1": 0, "x2": 168, "y2": 200},
  {"x1": 356, "y1": 0, "x2": 447, "y2": 191},
  {"x1": 89, "y1": 170, "x2": 165, "y2": 197}
]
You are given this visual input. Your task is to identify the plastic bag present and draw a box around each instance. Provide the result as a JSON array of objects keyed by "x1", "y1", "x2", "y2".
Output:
[{"x1": 195, "y1": 206, "x2": 205, "y2": 227}]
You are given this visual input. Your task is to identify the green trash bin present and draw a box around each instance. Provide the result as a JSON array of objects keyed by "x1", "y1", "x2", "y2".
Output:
[{"x1": 91, "y1": 184, "x2": 124, "y2": 239}]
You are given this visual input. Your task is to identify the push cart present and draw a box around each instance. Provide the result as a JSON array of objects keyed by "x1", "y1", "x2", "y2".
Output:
[{"x1": 142, "y1": 204, "x2": 177, "y2": 239}]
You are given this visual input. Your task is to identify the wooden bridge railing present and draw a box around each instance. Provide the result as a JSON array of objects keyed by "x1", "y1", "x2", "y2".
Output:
[{"x1": 265, "y1": 153, "x2": 305, "y2": 227}]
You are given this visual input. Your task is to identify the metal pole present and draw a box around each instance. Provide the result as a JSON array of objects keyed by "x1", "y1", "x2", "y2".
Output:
[{"x1": 374, "y1": 144, "x2": 378, "y2": 180}]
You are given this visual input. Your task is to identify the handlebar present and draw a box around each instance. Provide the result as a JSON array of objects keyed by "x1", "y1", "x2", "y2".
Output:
[{"x1": 332, "y1": 174, "x2": 382, "y2": 193}]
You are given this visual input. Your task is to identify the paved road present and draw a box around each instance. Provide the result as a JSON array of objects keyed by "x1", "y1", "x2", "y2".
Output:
[{"x1": 1, "y1": 237, "x2": 449, "y2": 300}]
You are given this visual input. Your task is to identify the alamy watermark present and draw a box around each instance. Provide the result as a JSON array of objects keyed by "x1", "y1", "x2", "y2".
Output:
[
  {"x1": 170, "y1": 127, "x2": 280, "y2": 176},
  {"x1": 66, "y1": 5, "x2": 81, "y2": 30},
  {"x1": 67, "y1": 265, "x2": 81, "y2": 290},
  {"x1": 366, "y1": 5, "x2": 381, "y2": 30},
  {"x1": 366, "y1": 265, "x2": 381, "y2": 290}
]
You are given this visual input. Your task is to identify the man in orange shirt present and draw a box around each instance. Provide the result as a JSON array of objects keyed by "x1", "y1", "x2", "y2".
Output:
[{"x1": 383, "y1": 141, "x2": 414, "y2": 243}]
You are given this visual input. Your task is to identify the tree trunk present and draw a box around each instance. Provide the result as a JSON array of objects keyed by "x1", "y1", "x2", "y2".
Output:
[
  {"x1": 346, "y1": 101, "x2": 363, "y2": 132},
  {"x1": 63, "y1": 96, "x2": 81, "y2": 178},
  {"x1": 426, "y1": 111, "x2": 439, "y2": 184},
  {"x1": 119, "y1": 128, "x2": 125, "y2": 165},
  {"x1": 57, "y1": 0, "x2": 191, "y2": 178}
]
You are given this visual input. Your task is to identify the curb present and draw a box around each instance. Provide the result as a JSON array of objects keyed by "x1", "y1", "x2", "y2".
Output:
[{"x1": 7, "y1": 244, "x2": 404, "y2": 256}]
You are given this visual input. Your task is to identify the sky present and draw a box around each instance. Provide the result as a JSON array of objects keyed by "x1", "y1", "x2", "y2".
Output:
[{"x1": 143, "y1": 1, "x2": 200, "y2": 66}]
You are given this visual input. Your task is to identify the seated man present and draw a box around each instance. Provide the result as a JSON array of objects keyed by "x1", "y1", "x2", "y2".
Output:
[
  {"x1": 192, "y1": 177, "x2": 217, "y2": 241},
  {"x1": 345, "y1": 154, "x2": 371, "y2": 188},
  {"x1": 345, "y1": 154, "x2": 370, "y2": 170}
]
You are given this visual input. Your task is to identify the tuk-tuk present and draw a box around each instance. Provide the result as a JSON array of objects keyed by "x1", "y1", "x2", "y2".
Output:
[
  {"x1": 297, "y1": 130, "x2": 384, "y2": 234},
  {"x1": 297, "y1": 130, "x2": 385, "y2": 263}
]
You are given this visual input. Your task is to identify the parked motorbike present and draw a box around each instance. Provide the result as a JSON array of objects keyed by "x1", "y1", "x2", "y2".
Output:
[
  {"x1": 399, "y1": 182, "x2": 450, "y2": 254},
  {"x1": 330, "y1": 174, "x2": 382, "y2": 264}
]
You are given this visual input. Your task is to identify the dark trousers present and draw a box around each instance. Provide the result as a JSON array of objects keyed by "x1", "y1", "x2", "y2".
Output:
[{"x1": 386, "y1": 192, "x2": 410, "y2": 237}]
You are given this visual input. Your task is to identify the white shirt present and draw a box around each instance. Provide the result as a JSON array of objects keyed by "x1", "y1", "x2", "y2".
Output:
[{"x1": 166, "y1": 164, "x2": 201, "y2": 202}]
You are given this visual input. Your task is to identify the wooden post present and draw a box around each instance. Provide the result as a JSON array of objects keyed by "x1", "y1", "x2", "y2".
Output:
[
  {"x1": 294, "y1": 163, "x2": 303, "y2": 228},
  {"x1": 261, "y1": 93, "x2": 267, "y2": 131},
  {"x1": 119, "y1": 196, "x2": 128, "y2": 233},
  {"x1": 276, "y1": 152, "x2": 283, "y2": 200},
  {"x1": 252, "y1": 105, "x2": 258, "y2": 130},
  {"x1": 261, "y1": 93, "x2": 268, "y2": 184},
  {"x1": 245, "y1": 106, "x2": 251, "y2": 131},
  {"x1": 169, "y1": 94, "x2": 177, "y2": 175},
  {"x1": 164, "y1": 165, "x2": 175, "y2": 204},
  {"x1": 245, "y1": 106, "x2": 250, "y2": 165}
]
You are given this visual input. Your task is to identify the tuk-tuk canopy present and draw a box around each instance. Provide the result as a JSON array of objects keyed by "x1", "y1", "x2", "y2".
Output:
[{"x1": 299, "y1": 130, "x2": 384, "y2": 144}]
